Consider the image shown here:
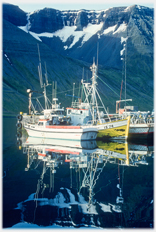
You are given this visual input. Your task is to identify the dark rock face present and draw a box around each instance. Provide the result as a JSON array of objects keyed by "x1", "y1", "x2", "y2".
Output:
[
  {"x1": 127, "y1": 6, "x2": 153, "y2": 55},
  {"x1": 102, "y1": 7, "x2": 131, "y2": 30},
  {"x1": 75, "y1": 11, "x2": 88, "y2": 31},
  {"x1": 2, "y1": 3, "x2": 154, "y2": 114},
  {"x1": 17, "y1": 5, "x2": 153, "y2": 69},
  {"x1": 29, "y1": 8, "x2": 64, "y2": 33},
  {"x1": 3, "y1": 3, "x2": 27, "y2": 26}
]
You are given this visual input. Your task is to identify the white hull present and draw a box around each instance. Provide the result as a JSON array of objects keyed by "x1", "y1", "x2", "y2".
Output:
[
  {"x1": 24, "y1": 137, "x2": 97, "y2": 149},
  {"x1": 129, "y1": 123, "x2": 154, "y2": 135},
  {"x1": 24, "y1": 124, "x2": 97, "y2": 141}
]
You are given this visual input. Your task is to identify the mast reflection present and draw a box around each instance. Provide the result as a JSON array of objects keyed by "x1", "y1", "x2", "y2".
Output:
[{"x1": 17, "y1": 136, "x2": 153, "y2": 228}]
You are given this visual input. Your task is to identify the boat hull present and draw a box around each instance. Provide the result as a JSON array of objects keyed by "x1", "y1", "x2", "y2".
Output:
[
  {"x1": 24, "y1": 124, "x2": 97, "y2": 141},
  {"x1": 128, "y1": 123, "x2": 154, "y2": 140},
  {"x1": 96, "y1": 117, "x2": 130, "y2": 140}
]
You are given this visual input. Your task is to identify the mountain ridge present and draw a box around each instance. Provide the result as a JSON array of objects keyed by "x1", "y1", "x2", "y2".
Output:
[
  {"x1": 14, "y1": 4, "x2": 153, "y2": 69},
  {"x1": 2, "y1": 3, "x2": 154, "y2": 115}
]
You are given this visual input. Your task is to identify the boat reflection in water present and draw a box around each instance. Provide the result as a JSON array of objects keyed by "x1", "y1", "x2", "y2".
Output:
[{"x1": 15, "y1": 136, "x2": 153, "y2": 228}]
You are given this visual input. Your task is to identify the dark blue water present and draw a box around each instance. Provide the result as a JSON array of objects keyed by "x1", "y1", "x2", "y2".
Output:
[{"x1": 3, "y1": 117, "x2": 154, "y2": 228}]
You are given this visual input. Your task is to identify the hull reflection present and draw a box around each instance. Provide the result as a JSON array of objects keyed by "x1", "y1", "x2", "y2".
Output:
[{"x1": 13, "y1": 136, "x2": 154, "y2": 228}]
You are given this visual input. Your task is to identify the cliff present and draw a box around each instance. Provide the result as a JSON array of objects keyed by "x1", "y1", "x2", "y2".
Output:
[{"x1": 2, "y1": 3, "x2": 154, "y2": 114}]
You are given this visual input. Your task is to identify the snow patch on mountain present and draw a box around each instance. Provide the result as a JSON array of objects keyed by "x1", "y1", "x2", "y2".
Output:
[
  {"x1": 18, "y1": 25, "x2": 42, "y2": 41},
  {"x1": 103, "y1": 22, "x2": 127, "y2": 35},
  {"x1": 19, "y1": 22, "x2": 103, "y2": 48},
  {"x1": 120, "y1": 36, "x2": 128, "y2": 59}
]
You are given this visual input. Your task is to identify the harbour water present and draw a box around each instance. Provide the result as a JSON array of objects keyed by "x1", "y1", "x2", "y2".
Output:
[{"x1": 3, "y1": 117, "x2": 154, "y2": 228}]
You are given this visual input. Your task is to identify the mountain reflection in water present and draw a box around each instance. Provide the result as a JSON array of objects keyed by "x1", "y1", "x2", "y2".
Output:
[{"x1": 3, "y1": 136, "x2": 154, "y2": 228}]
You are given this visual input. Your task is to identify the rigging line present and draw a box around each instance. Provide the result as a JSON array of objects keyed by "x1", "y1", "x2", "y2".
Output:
[
  {"x1": 97, "y1": 77, "x2": 130, "y2": 105},
  {"x1": 89, "y1": 155, "x2": 99, "y2": 188},
  {"x1": 94, "y1": 91, "x2": 101, "y2": 120},
  {"x1": 94, "y1": 165, "x2": 120, "y2": 196},
  {"x1": 91, "y1": 155, "x2": 100, "y2": 189},
  {"x1": 36, "y1": 98, "x2": 44, "y2": 111},
  {"x1": 97, "y1": 76, "x2": 121, "y2": 98},
  {"x1": 95, "y1": 88, "x2": 110, "y2": 120},
  {"x1": 79, "y1": 159, "x2": 92, "y2": 194},
  {"x1": 34, "y1": 160, "x2": 42, "y2": 170},
  {"x1": 94, "y1": 176, "x2": 118, "y2": 195},
  {"x1": 118, "y1": 159, "x2": 121, "y2": 184},
  {"x1": 92, "y1": 154, "x2": 111, "y2": 188},
  {"x1": 121, "y1": 165, "x2": 125, "y2": 195},
  {"x1": 82, "y1": 85, "x2": 94, "y2": 118},
  {"x1": 31, "y1": 102, "x2": 36, "y2": 112},
  {"x1": 55, "y1": 87, "x2": 80, "y2": 96},
  {"x1": 47, "y1": 97, "x2": 52, "y2": 106},
  {"x1": 31, "y1": 87, "x2": 80, "y2": 100}
]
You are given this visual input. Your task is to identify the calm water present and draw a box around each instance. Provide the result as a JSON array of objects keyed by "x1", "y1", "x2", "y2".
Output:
[{"x1": 3, "y1": 117, "x2": 154, "y2": 228}]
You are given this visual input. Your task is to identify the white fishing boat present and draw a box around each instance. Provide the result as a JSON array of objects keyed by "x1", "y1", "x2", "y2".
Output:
[
  {"x1": 17, "y1": 45, "x2": 98, "y2": 141},
  {"x1": 116, "y1": 103, "x2": 154, "y2": 140},
  {"x1": 22, "y1": 83, "x2": 98, "y2": 141},
  {"x1": 17, "y1": 45, "x2": 66, "y2": 125},
  {"x1": 24, "y1": 118, "x2": 97, "y2": 140},
  {"x1": 115, "y1": 34, "x2": 154, "y2": 140},
  {"x1": 128, "y1": 111, "x2": 154, "y2": 139}
]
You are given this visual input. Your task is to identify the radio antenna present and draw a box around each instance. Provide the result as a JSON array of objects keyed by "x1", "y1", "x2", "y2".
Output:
[
  {"x1": 97, "y1": 42, "x2": 99, "y2": 71},
  {"x1": 37, "y1": 44, "x2": 43, "y2": 88},
  {"x1": 44, "y1": 62, "x2": 49, "y2": 85}
]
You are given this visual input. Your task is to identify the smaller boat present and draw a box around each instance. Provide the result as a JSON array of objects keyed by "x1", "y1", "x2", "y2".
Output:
[
  {"x1": 128, "y1": 111, "x2": 154, "y2": 140},
  {"x1": 116, "y1": 102, "x2": 154, "y2": 140}
]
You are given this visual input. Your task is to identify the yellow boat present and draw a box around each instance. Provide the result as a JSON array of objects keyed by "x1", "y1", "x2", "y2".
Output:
[
  {"x1": 97, "y1": 140, "x2": 129, "y2": 165},
  {"x1": 97, "y1": 116, "x2": 130, "y2": 140}
]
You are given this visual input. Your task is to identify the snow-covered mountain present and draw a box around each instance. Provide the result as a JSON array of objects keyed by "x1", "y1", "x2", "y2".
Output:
[
  {"x1": 2, "y1": 3, "x2": 154, "y2": 114},
  {"x1": 4, "y1": 4, "x2": 153, "y2": 68}
]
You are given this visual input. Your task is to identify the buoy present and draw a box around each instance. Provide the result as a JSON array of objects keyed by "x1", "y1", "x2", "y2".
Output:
[
  {"x1": 17, "y1": 139, "x2": 22, "y2": 146},
  {"x1": 17, "y1": 114, "x2": 23, "y2": 121},
  {"x1": 16, "y1": 122, "x2": 22, "y2": 129},
  {"x1": 17, "y1": 131, "x2": 22, "y2": 138}
]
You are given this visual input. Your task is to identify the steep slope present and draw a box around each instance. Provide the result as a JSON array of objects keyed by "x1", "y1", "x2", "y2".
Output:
[
  {"x1": 3, "y1": 20, "x2": 90, "y2": 115},
  {"x1": 3, "y1": 3, "x2": 27, "y2": 26},
  {"x1": 3, "y1": 4, "x2": 153, "y2": 68},
  {"x1": 15, "y1": 5, "x2": 153, "y2": 69},
  {"x1": 2, "y1": 4, "x2": 154, "y2": 115}
]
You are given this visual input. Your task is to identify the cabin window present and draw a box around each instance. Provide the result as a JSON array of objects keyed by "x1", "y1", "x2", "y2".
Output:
[
  {"x1": 55, "y1": 111, "x2": 63, "y2": 115},
  {"x1": 68, "y1": 110, "x2": 71, "y2": 114},
  {"x1": 80, "y1": 111, "x2": 83, "y2": 114},
  {"x1": 38, "y1": 122, "x2": 43, "y2": 126}
]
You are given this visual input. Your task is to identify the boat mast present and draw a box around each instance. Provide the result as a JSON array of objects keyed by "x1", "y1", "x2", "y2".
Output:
[
  {"x1": 125, "y1": 37, "x2": 127, "y2": 112},
  {"x1": 90, "y1": 58, "x2": 102, "y2": 123},
  {"x1": 90, "y1": 59, "x2": 96, "y2": 123},
  {"x1": 124, "y1": 28, "x2": 128, "y2": 113},
  {"x1": 43, "y1": 83, "x2": 47, "y2": 110},
  {"x1": 37, "y1": 44, "x2": 51, "y2": 110},
  {"x1": 72, "y1": 83, "x2": 75, "y2": 105}
]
